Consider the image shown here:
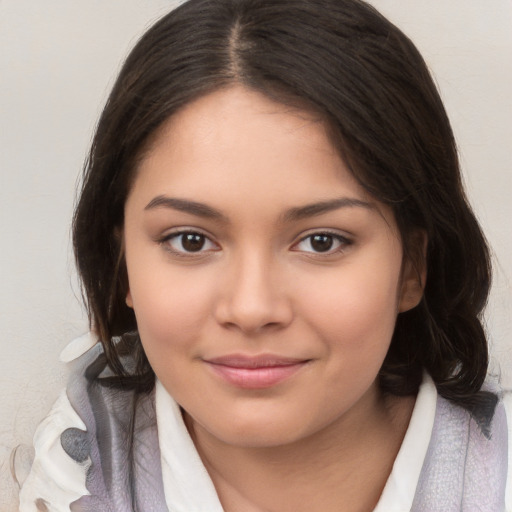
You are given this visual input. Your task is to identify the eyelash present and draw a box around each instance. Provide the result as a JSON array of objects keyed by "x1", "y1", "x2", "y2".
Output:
[{"x1": 158, "y1": 229, "x2": 353, "y2": 257}]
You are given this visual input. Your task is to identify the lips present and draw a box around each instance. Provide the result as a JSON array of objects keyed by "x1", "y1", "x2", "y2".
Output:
[{"x1": 204, "y1": 354, "x2": 310, "y2": 389}]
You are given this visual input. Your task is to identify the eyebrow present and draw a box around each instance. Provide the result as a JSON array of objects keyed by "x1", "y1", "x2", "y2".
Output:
[
  {"x1": 145, "y1": 196, "x2": 229, "y2": 222},
  {"x1": 144, "y1": 195, "x2": 374, "y2": 223},
  {"x1": 281, "y1": 197, "x2": 374, "y2": 222}
]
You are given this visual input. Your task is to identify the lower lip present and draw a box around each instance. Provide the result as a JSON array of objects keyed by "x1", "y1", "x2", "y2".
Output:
[{"x1": 206, "y1": 362, "x2": 308, "y2": 389}]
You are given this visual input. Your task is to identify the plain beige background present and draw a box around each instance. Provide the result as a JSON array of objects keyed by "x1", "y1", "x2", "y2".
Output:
[{"x1": 1, "y1": 1, "x2": 511, "y2": 509}]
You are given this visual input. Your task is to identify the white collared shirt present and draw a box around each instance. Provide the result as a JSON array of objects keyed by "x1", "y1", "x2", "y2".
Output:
[{"x1": 155, "y1": 374, "x2": 438, "y2": 512}]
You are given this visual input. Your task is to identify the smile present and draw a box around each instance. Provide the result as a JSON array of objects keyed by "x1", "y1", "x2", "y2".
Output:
[{"x1": 203, "y1": 355, "x2": 311, "y2": 389}]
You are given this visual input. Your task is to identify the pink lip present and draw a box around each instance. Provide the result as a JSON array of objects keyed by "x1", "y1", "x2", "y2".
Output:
[{"x1": 204, "y1": 354, "x2": 310, "y2": 389}]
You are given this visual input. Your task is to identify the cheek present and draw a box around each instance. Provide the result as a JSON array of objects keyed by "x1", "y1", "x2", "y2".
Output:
[
  {"x1": 295, "y1": 263, "x2": 401, "y2": 402},
  {"x1": 297, "y1": 256, "x2": 402, "y2": 351},
  {"x1": 127, "y1": 261, "x2": 215, "y2": 351}
]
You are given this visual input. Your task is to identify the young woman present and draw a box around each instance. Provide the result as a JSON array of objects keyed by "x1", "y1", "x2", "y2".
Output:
[{"x1": 19, "y1": 0, "x2": 509, "y2": 510}]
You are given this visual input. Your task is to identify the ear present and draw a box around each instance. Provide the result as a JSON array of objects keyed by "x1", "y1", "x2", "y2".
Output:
[
  {"x1": 126, "y1": 290, "x2": 133, "y2": 308},
  {"x1": 398, "y1": 230, "x2": 428, "y2": 313},
  {"x1": 114, "y1": 226, "x2": 133, "y2": 309}
]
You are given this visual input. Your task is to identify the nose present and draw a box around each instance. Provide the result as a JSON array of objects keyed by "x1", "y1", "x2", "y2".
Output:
[{"x1": 214, "y1": 251, "x2": 293, "y2": 334}]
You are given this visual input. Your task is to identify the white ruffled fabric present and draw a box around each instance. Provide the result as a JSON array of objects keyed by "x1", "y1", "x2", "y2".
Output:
[{"x1": 18, "y1": 390, "x2": 90, "y2": 511}]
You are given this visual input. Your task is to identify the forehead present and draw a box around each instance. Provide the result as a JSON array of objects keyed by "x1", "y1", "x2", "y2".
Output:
[{"x1": 131, "y1": 85, "x2": 369, "y2": 205}]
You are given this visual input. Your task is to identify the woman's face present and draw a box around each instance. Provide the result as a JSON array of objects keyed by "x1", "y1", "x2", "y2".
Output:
[{"x1": 124, "y1": 86, "x2": 420, "y2": 448}]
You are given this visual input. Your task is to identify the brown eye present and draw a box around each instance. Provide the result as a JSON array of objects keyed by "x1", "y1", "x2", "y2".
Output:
[
  {"x1": 163, "y1": 231, "x2": 217, "y2": 254},
  {"x1": 181, "y1": 233, "x2": 206, "y2": 252},
  {"x1": 293, "y1": 232, "x2": 351, "y2": 255},
  {"x1": 310, "y1": 234, "x2": 334, "y2": 252}
]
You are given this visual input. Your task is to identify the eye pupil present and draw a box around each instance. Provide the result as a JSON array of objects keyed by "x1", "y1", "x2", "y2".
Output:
[
  {"x1": 182, "y1": 233, "x2": 205, "y2": 252},
  {"x1": 311, "y1": 234, "x2": 333, "y2": 252}
]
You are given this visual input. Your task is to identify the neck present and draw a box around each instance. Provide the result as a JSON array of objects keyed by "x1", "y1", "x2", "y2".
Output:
[{"x1": 186, "y1": 385, "x2": 415, "y2": 512}]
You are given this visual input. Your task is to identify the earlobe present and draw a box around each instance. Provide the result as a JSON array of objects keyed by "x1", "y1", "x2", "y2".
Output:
[
  {"x1": 398, "y1": 231, "x2": 428, "y2": 313},
  {"x1": 126, "y1": 290, "x2": 133, "y2": 308},
  {"x1": 398, "y1": 277, "x2": 424, "y2": 313}
]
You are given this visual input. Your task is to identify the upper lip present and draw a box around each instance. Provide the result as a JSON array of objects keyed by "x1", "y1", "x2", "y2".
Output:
[{"x1": 204, "y1": 354, "x2": 310, "y2": 368}]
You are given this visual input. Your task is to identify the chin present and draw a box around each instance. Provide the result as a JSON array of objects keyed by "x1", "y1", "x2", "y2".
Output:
[
  {"x1": 193, "y1": 406, "x2": 321, "y2": 450},
  {"x1": 216, "y1": 425, "x2": 307, "y2": 449}
]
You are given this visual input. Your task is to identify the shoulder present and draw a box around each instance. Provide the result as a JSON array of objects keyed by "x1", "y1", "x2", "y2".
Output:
[
  {"x1": 412, "y1": 382, "x2": 509, "y2": 511},
  {"x1": 20, "y1": 335, "x2": 166, "y2": 511},
  {"x1": 18, "y1": 389, "x2": 90, "y2": 511},
  {"x1": 19, "y1": 338, "x2": 126, "y2": 511},
  {"x1": 19, "y1": 337, "x2": 103, "y2": 511}
]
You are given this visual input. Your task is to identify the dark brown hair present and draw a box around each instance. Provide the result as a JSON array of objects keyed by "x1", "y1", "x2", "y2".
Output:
[{"x1": 73, "y1": 0, "x2": 496, "y2": 419}]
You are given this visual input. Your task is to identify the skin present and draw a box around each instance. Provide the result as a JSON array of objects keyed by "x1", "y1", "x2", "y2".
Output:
[{"x1": 124, "y1": 86, "x2": 424, "y2": 512}]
